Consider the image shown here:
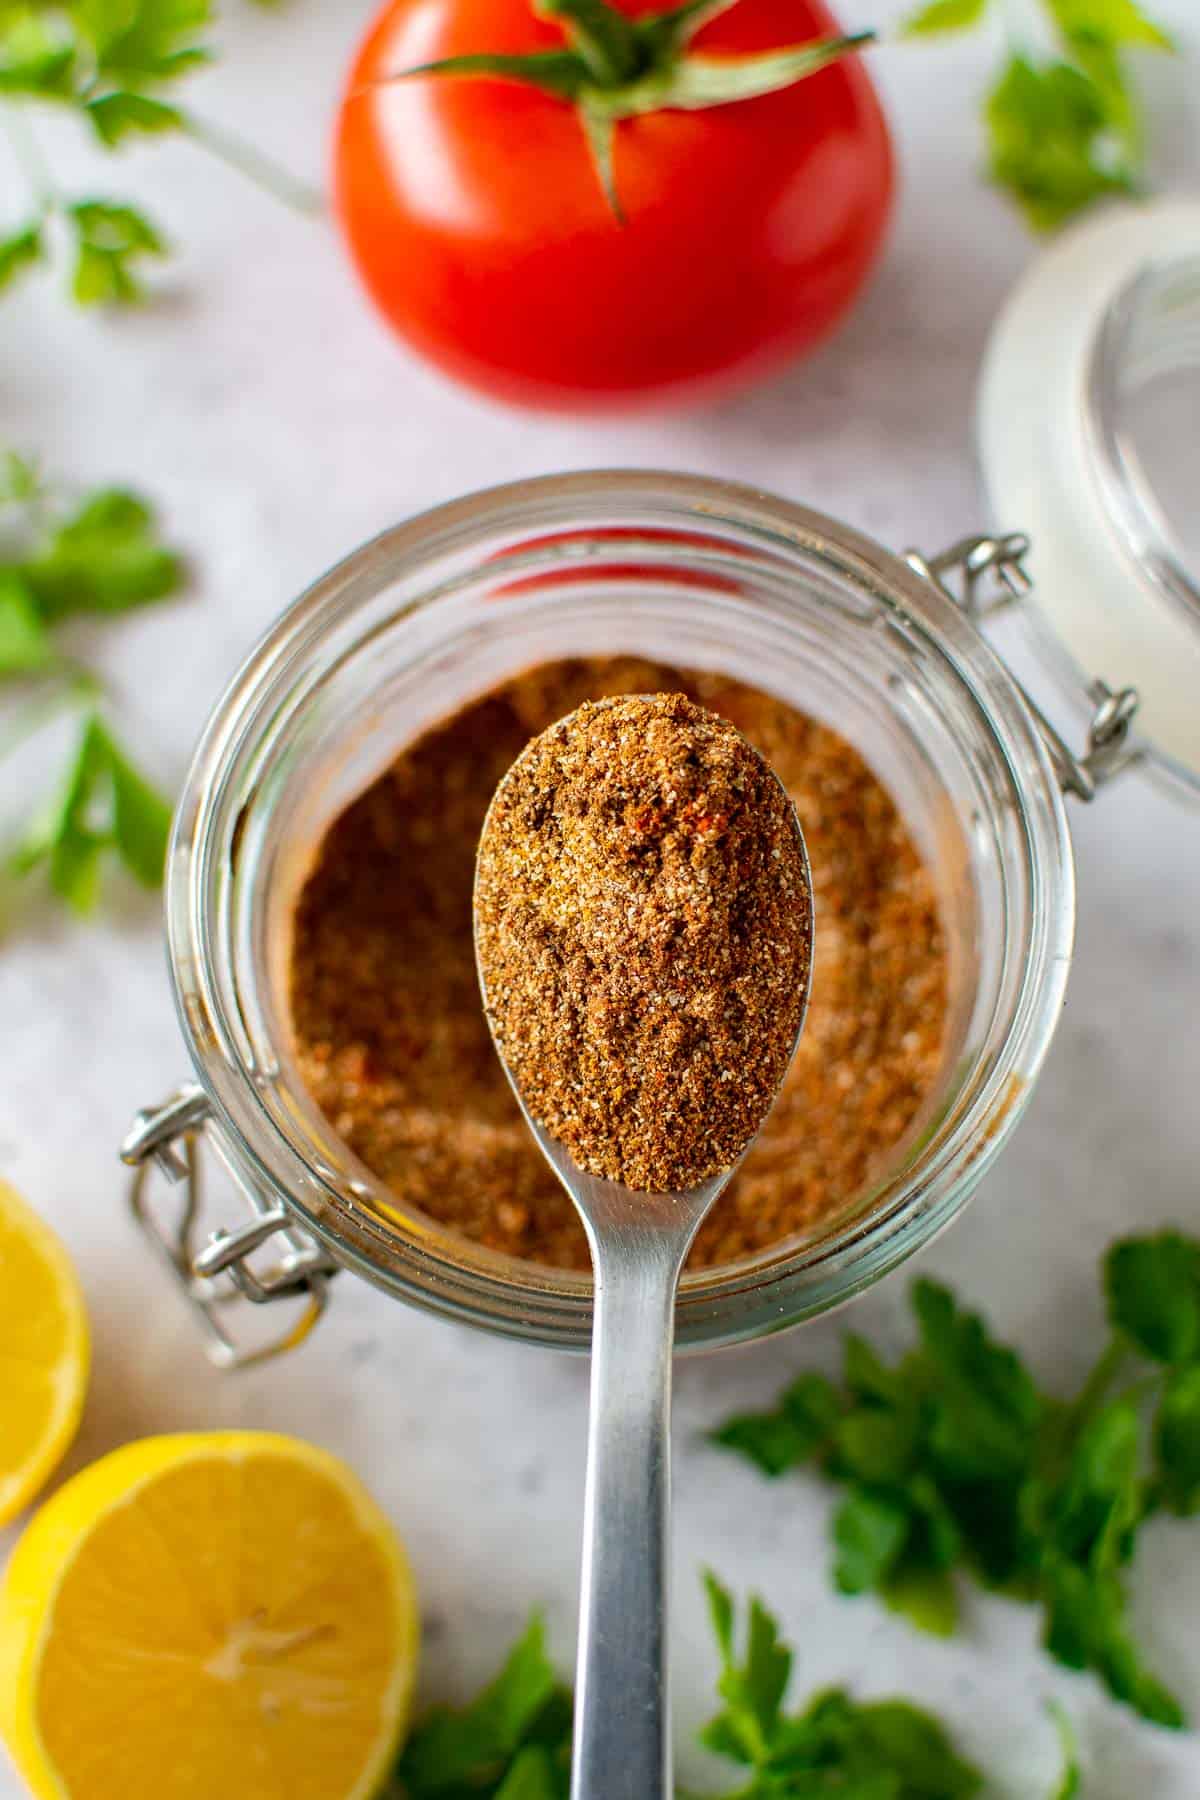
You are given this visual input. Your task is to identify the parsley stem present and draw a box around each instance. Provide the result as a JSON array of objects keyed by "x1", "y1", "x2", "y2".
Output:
[
  {"x1": 1066, "y1": 1335, "x2": 1129, "y2": 1432},
  {"x1": 0, "y1": 669, "x2": 98, "y2": 765},
  {"x1": 181, "y1": 111, "x2": 323, "y2": 217},
  {"x1": 996, "y1": 0, "x2": 1034, "y2": 51},
  {"x1": 1, "y1": 104, "x2": 55, "y2": 214},
  {"x1": 1114, "y1": 1371, "x2": 1165, "y2": 1411}
]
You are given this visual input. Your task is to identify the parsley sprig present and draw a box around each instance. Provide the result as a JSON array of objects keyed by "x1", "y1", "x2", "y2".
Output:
[
  {"x1": 898, "y1": 0, "x2": 1177, "y2": 231},
  {"x1": 0, "y1": 0, "x2": 316, "y2": 305},
  {"x1": 392, "y1": 1614, "x2": 573, "y2": 1799},
  {"x1": 712, "y1": 1231, "x2": 1200, "y2": 1728},
  {"x1": 389, "y1": 1582, "x2": 1078, "y2": 1797},
  {"x1": 1, "y1": 449, "x2": 181, "y2": 912},
  {"x1": 692, "y1": 1573, "x2": 988, "y2": 1798}
]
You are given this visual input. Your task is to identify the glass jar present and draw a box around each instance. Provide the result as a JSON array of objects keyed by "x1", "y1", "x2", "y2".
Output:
[{"x1": 123, "y1": 470, "x2": 1078, "y2": 1367}]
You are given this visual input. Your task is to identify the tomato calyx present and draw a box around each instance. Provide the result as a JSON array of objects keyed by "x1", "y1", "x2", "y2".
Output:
[{"x1": 388, "y1": 0, "x2": 874, "y2": 217}]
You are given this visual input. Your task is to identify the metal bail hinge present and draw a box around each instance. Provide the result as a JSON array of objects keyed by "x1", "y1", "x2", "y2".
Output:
[
  {"x1": 120, "y1": 1086, "x2": 339, "y2": 1370},
  {"x1": 906, "y1": 534, "x2": 1142, "y2": 802},
  {"x1": 910, "y1": 532, "x2": 1034, "y2": 620}
]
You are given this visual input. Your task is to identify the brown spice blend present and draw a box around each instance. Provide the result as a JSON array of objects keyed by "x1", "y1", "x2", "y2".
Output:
[
  {"x1": 289, "y1": 658, "x2": 948, "y2": 1271},
  {"x1": 474, "y1": 693, "x2": 813, "y2": 1192}
]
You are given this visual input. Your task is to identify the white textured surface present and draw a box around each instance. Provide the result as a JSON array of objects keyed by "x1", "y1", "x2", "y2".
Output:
[{"x1": 1, "y1": 3, "x2": 1199, "y2": 1794}]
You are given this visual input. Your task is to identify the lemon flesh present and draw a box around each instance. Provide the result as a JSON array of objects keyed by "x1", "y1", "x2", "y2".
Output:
[
  {"x1": 0, "y1": 1180, "x2": 89, "y2": 1525},
  {"x1": 0, "y1": 1432, "x2": 419, "y2": 1800}
]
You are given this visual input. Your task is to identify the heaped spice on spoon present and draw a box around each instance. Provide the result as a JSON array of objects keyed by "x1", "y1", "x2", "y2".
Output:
[
  {"x1": 289, "y1": 656, "x2": 948, "y2": 1271},
  {"x1": 473, "y1": 693, "x2": 813, "y2": 1193}
]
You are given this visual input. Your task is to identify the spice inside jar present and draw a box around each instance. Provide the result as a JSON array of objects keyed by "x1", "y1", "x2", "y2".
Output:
[
  {"x1": 289, "y1": 657, "x2": 948, "y2": 1271},
  {"x1": 474, "y1": 693, "x2": 813, "y2": 1193}
]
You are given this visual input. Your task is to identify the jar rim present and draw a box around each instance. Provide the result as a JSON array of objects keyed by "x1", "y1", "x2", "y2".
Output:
[{"x1": 166, "y1": 470, "x2": 1076, "y2": 1351}]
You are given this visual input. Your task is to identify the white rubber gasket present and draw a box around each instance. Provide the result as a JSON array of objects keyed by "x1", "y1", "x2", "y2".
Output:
[{"x1": 977, "y1": 198, "x2": 1200, "y2": 787}]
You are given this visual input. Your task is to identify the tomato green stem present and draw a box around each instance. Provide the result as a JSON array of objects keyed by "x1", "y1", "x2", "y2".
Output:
[
  {"x1": 535, "y1": 0, "x2": 642, "y2": 83},
  {"x1": 589, "y1": 31, "x2": 874, "y2": 115},
  {"x1": 579, "y1": 103, "x2": 624, "y2": 219},
  {"x1": 391, "y1": 49, "x2": 588, "y2": 98},
  {"x1": 636, "y1": 0, "x2": 742, "y2": 60},
  {"x1": 381, "y1": 0, "x2": 878, "y2": 219}
]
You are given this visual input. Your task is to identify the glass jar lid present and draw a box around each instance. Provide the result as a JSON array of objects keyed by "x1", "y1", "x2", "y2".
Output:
[{"x1": 977, "y1": 198, "x2": 1200, "y2": 793}]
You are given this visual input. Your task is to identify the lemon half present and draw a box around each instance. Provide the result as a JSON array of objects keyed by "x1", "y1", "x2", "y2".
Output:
[
  {"x1": 0, "y1": 1179, "x2": 89, "y2": 1526},
  {"x1": 0, "y1": 1432, "x2": 419, "y2": 1800}
]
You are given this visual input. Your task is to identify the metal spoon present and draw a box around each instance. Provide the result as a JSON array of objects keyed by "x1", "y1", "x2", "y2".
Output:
[{"x1": 474, "y1": 761, "x2": 813, "y2": 1800}]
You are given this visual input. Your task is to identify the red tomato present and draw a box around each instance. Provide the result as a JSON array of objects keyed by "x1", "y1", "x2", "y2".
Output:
[{"x1": 334, "y1": 0, "x2": 894, "y2": 412}]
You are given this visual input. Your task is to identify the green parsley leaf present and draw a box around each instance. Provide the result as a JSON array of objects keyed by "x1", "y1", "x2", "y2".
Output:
[
  {"x1": 880, "y1": 1565, "x2": 959, "y2": 1637},
  {"x1": 737, "y1": 1596, "x2": 793, "y2": 1743},
  {"x1": 9, "y1": 711, "x2": 171, "y2": 906},
  {"x1": 68, "y1": 199, "x2": 167, "y2": 304},
  {"x1": 0, "y1": 11, "x2": 76, "y2": 96},
  {"x1": 910, "y1": 1282, "x2": 1017, "y2": 1407},
  {"x1": 11, "y1": 713, "x2": 110, "y2": 911},
  {"x1": 711, "y1": 1243, "x2": 1200, "y2": 1728},
  {"x1": 1030, "y1": 1433, "x2": 1160, "y2": 1715},
  {"x1": 1047, "y1": 0, "x2": 1174, "y2": 51},
  {"x1": 699, "y1": 1573, "x2": 793, "y2": 1767},
  {"x1": 900, "y1": 0, "x2": 987, "y2": 36},
  {"x1": 0, "y1": 0, "x2": 311, "y2": 307},
  {"x1": 1102, "y1": 1641, "x2": 1185, "y2": 1731},
  {"x1": 843, "y1": 1334, "x2": 908, "y2": 1406},
  {"x1": 833, "y1": 1406, "x2": 920, "y2": 1485},
  {"x1": 894, "y1": 0, "x2": 1174, "y2": 233},
  {"x1": 85, "y1": 90, "x2": 184, "y2": 146},
  {"x1": 0, "y1": 453, "x2": 183, "y2": 920},
  {"x1": 698, "y1": 1592, "x2": 986, "y2": 1797},
  {"x1": 1106, "y1": 1232, "x2": 1200, "y2": 1363},
  {"x1": 850, "y1": 1700, "x2": 981, "y2": 1797},
  {"x1": 773, "y1": 1372, "x2": 842, "y2": 1436},
  {"x1": 986, "y1": 52, "x2": 1137, "y2": 232},
  {"x1": 780, "y1": 1772, "x2": 902, "y2": 1798},
  {"x1": 19, "y1": 487, "x2": 183, "y2": 619},
  {"x1": 0, "y1": 570, "x2": 53, "y2": 674},
  {"x1": 402, "y1": 1590, "x2": 1062, "y2": 1800},
  {"x1": 80, "y1": 0, "x2": 213, "y2": 86},
  {"x1": 101, "y1": 717, "x2": 173, "y2": 885},
  {"x1": 1041, "y1": 1556, "x2": 1183, "y2": 1727},
  {"x1": 396, "y1": 1614, "x2": 567, "y2": 1795},
  {"x1": 710, "y1": 1373, "x2": 840, "y2": 1477},
  {"x1": 833, "y1": 1489, "x2": 911, "y2": 1594},
  {"x1": 913, "y1": 1279, "x2": 1040, "y2": 1478},
  {"x1": 1155, "y1": 1364, "x2": 1200, "y2": 1515},
  {"x1": 705, "y1": 1566, "x2": 736, "y2": 1662},
  {"x1": 0, "y1": 450, "x2": 42, "y2": 507},
  {"x1": 1041, "y1": 1399, "x2": 1142, "y2": 1570},
  {"x1": 0, "y1": 223, "x2": 44, "y2": 294},
  {"x1": 492, "y1": 1745, "x2": 566, "y2": 1800},
  {"x1": 939, "y1": 1473, "x2": 1030, "y2": 1587},
  {"x1": 904, "y1": 1474, "x2": 962, "y2": 1571},
  {"x1": 709, "y1": 1410, "x2": 817, "y2": 1478}
]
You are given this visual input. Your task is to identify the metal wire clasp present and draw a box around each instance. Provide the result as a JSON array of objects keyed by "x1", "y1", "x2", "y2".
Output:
[
  {"x1": 121, "y1": 1086, "x2": 339, "y2": 1370},
  {"x1": 906, "y1": 534, "x2": 1142, "y2": 801}
]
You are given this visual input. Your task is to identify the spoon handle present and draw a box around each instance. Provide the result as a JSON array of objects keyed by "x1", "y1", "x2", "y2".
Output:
[{"x1": 570, "y1": 1219, "x2": 692, "y2": 1800}]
